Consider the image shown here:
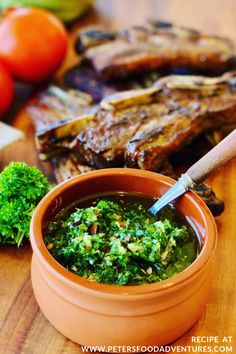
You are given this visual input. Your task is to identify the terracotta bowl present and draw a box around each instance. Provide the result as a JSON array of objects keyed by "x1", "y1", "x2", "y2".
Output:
[{"x1": 30, "y1": 168, "x2": 217, "y2": 349}]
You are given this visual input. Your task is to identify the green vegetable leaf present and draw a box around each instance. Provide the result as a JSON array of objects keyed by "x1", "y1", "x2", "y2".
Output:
[{"x1": 0, "y1": 162, "x2": 50, "y2": 246}]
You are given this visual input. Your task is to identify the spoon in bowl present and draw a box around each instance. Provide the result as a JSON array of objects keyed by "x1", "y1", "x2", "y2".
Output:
[{"x1": 149, "y1": 129, "x2": 236, "y2": 215}]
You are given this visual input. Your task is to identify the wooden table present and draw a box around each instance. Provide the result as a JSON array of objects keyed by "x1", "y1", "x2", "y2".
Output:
[{"x1": 0, "y1": 1, "x2": 236, "y2": 353}]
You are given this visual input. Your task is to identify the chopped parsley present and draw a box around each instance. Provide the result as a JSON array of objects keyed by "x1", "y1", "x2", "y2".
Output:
[{"x1": 45, "y1": 196, "x2": 198, "y2": 285}]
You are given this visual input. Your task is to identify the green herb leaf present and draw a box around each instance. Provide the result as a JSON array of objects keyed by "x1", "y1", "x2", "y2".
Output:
[{"x1": 0, "y1": 162, "x2": 50, "y2": 246}]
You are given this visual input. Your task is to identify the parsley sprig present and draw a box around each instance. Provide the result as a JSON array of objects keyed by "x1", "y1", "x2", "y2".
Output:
[{"x1": 0, "y1": 162, "x2": 50, "y2": 246}]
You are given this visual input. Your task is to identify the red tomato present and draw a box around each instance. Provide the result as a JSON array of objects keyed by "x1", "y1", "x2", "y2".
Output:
[
  {"x1": 0, "y1": 63, "x2": 14, "y2": 117},
  {"x1": 0, "y1": 8, "x2": 68, "y2": 84}
]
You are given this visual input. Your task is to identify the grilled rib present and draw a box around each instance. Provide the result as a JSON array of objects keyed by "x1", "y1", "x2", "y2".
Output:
[
  {"x1": 82, "y1": 21, "x2": 234, "y2": 79},
  {"x1": 125, "y1": 96, "x2": 236, "y2": 170},
  {"x1": 36, "y1": 113, "x2": 96, "y2": 160},
  {"x1": 71, "y1": 72, "x2": 236, "y2": 170},
  {"x1": 27, "y1": 86, "x2": 95, "y2": 160},
  {"x1": 27, "y1": 86, "x2": 93, "y2": 132},
  {"x1": 70, "y1": 102, "x2": 169, "y2": 168},
  {"x1": 52, "y1": 154, "x2": 93, "y2": 183}
]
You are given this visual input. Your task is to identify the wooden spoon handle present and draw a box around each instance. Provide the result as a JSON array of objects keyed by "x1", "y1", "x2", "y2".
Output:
[{"x1": 187, "y1": 129, "x2": 236, "y2": 184}]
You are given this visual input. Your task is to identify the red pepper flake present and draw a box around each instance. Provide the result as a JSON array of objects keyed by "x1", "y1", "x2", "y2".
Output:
[
  {"x1": 115, "y1": 221, "x2": 125, "y2": 227},
  {"x1": 89, "y1": 224, "x2": 98, "y2": 234},
  {"x1": 103, "y1": 246, "x2": 110, "y2": 253}
]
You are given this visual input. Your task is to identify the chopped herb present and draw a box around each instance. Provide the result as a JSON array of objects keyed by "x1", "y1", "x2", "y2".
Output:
[{"x1": 45, "y1": 195, "x2": 198, "y2": 285}]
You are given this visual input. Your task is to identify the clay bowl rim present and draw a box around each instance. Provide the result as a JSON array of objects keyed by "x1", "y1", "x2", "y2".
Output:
[{"x1": 30, "y1": 168, "x2": 217, "y2": 299}]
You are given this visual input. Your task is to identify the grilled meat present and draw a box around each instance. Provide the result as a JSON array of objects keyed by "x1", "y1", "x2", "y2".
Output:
[
  {"x1": 125, "y1": 96, "x2": 236, "y2": 170},
  {"x1": 71, "y1": 100, "x2": 169, "y2": 168},
  {"x1": 71, "y1": 72, "x2": 236, "y2": 170},
  {"x1": 192, "y1": 183, "x2": 224, "y2": 216},
  {"x1": 64, "y1": 60, "x2": 162, "y2": 102},
  {"x1": 27, "y1": 86, "x2": 93, "y2": 132},
  {"x1": 36, "y1": 113, "x2": 96, "y2": 160},
  {"x1": 52, "y1": 154, "x2": 93, "y2": 183},
  {"x1": 75, "y1": 26, "x2": 116, "y2": 54},
  {"x1": 27, "y1": 86, "x2": 95, "y2": 160},
  {"x1": 82, "y1": 21, "x2": 234, "y2": 79}
]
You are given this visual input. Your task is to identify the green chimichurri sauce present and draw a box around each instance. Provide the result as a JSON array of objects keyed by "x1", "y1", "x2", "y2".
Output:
[{"x1": 44, "y1": 192, "x2": 199, "y2": 286}]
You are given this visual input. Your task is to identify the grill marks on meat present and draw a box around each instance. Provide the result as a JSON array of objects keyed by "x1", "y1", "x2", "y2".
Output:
[
  {"x1": 36, "y1": 113, "x2": 96, "y2": 160},
  {"x1": 82, "y1": 21, "x2": 234, "y2": 79},
  {"x1": 125, "y1": 95, "x2": 236, "y2": 170},
  {"x1": 52, "y1": 154, "x2": 93, "y2": 183},
  {"x1": 71, "y1": 103, "x2": 169, "y2": 167},
  {"x1": 71, "y1": 72, "x2": 236, "y2": 170},
  {"x1": 27, "y1": 86, "x2": 93, "y2": 132},
  {"x1": 28, "y1": 86, "x2": 95, "y2": 160}
]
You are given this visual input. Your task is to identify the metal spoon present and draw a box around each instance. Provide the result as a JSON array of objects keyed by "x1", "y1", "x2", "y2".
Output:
[{"x1": 149, "y1": 129, "x2": 236, "y2": 215}]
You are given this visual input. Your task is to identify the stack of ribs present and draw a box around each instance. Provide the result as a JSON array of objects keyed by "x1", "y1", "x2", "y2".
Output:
[
  {"x1": 30, "y1": 71, "x2": 236, "y2": 216},
  {"x1": 76, "y1": 20, "x2": 234, "y2": 79},
  {"x1": 71, "y1": 73, "x2": 236, "y2": 171}
]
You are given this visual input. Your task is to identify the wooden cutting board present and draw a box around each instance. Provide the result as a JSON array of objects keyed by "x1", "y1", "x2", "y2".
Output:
[{"x1": 0, "y1": 1, "x2": 236, "y2": 353}]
